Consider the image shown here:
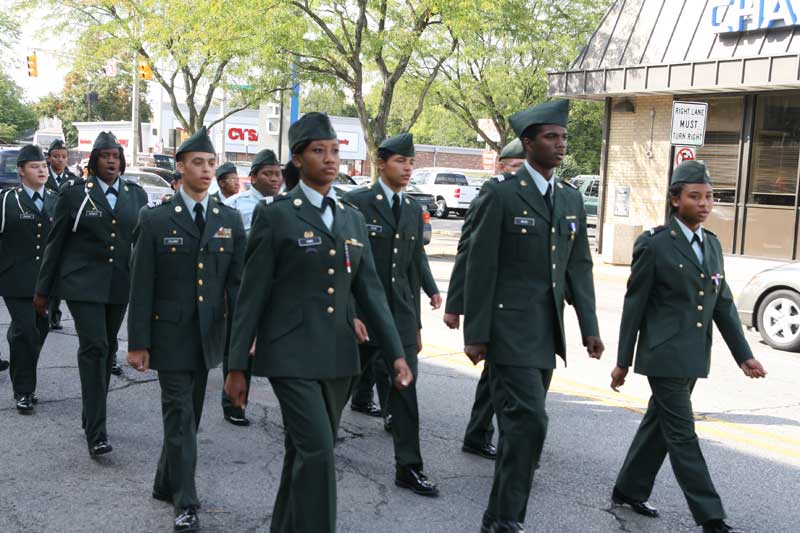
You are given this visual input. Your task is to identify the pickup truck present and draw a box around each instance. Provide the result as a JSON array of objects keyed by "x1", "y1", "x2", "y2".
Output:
[{"x1": 410, "y1": 168, "x2": 480, "y2": 218}]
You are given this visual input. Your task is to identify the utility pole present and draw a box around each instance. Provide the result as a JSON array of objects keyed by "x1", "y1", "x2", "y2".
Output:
[{"x1": 131, "y1": 54, "x2": 141, "y2": 166}]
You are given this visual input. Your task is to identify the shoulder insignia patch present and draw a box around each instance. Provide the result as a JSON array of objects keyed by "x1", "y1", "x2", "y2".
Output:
[
  {"x1": 703, "y1": 227, "x2": 717, "y2": 237},
  {"x1": 648, "y1": 225, "x2": 667, "y2": 236},
  {"x1": 340, "y1": 199, "x2": 359, "y2": 211},
  {"x1": 561, "y1": 179, "x2": 579, "y2": 190},
  {"x1": 123, "y1": 178, "x2": 142, "y2": 188}
]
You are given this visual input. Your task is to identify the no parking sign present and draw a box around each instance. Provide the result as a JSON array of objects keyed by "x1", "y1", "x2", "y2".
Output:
[{"x1": 674, "y1": 146, "x2": 695, "y2": 166}]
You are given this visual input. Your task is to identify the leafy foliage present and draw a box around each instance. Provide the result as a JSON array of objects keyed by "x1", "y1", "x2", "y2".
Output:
[{"x1": 0, "y1": 71, "x2": 37, "y2": 143}]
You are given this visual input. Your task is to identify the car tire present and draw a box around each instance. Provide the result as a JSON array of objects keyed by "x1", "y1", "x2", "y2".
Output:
[
  {"x1": 756, "y1": 289, "x2": 800, "y2": 352},
  {"x1": 435, "y1": 198, "x2": 449, "y2": 219}
]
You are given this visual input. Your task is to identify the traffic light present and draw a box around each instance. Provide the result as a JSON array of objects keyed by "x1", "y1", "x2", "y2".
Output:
[
  {"x1": 27, "y1": 54, "x2": 38, "y2": 77},
  {"x1": 138, "y1": 60, "x2": 152, "y2": 81}
]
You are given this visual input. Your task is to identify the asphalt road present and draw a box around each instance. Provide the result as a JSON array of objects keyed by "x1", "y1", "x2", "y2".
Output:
[{"x1": 1, "y1": 255, "x2": 798, "y2": 532}]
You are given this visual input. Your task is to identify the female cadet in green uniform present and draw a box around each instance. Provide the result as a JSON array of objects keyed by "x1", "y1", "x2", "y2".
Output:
[
  {"x1": 225, "y1": 113, "x2": 412, "y2": 533},
  {"x1": 610, "y1": 161, "x2": 767, "y2": 533},
  {"x1": 34, "y1": 132, "x2": 148, "y2": 457},
  {"x1": 0, "y1": 145, "x2": 56, "y2": 412}
]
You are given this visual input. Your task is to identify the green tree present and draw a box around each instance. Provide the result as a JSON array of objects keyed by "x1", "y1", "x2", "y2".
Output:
[
  {"x1": 565, "y1": 100, "x2": 603, "y2": 176},
  {"x1": 0, "y1": 71, "x2": 37, "y2": 143},
  {"x1": 34, "y1": 64, "x2": 152, "y2": 147},
  {"x1": 301, "y1": 85, "x2": 357, "y2": 117}
]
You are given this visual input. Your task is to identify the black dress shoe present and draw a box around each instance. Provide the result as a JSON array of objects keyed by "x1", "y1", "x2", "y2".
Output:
[
  {"x1": 351, "y1": 400, "x2": 382, "y2": 417},
  {"x1": 174, "y1": 507, "x2": 200, "y2": 532},
  {"x1": 702, "y1": 519, "x2": 743, "y2": 533},
  {"x1": 110, "y1": 360, "x2": 123, "y2": 376},
  {"x1": 224, "y1": 411, "x2": 251, "y2": 427},
  {"x1": 49, "y1": 320, "x2": 63, "y2": 330},
  {"x1": 15, "y1": 394, "x2": 34, "y2": 413},
  {"x1": 89, "y1": 440, "x2": 113, "y2": 457},
  {"x1": 462, "y1": 441, "x2": 497, "y2": 460},
  {"x1": 0, "y1": 359, "x2": 8, "y2": 372},
  {"x1": 612, "y1": 487, "x2": 659, "y2": 518},
  {"x1": 383, "y1": 414, "x2": 393, "y2": 433},
  {"x1": 490, "y1": 520, "x2": 524, "y2": 532},
  {"x1": 395, "y1": 466, "x2": 439, "y2": 497},
  {"x1": 152, "y1": 488, "x2": 172, "y2": 503},
  {"x1": 480, "y1": 514, "x2": 495, "y2": 533}
]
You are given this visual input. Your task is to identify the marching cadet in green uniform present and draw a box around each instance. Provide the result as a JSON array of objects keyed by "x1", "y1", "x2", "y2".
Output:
[
  {"x1": 610, "y1": 161, "x2": 767, "y2": 533},
  {"x1": 444, "y1": 138, "x2": 526, "y2": 461},
  {"x1": 344, "y1": 133, "x2": 442, "y2": 496},
  {"x1": 211, "y1": 161, "x2": 239, "y2": 203},
  {"x1": 0, "y1": 145, "x2": 56, "y2": 412},
  {"x1": 463, "y1": 100, "x2": 604, "y2": 533},
  {"x1": 219, "y1": 149, "x2": 284, "y2": 426},
  {"x1": 45, "y1": 139, "x2": 78, "y2": 331},
  {"x1": 224, "y1": 112, "x2": 413, "y2": 533},
  {"x1": 127, "y1": 127, "x2": 246, "y2": 532},
  {"x1": 34, "y1": 132, "x2": 148, "y2": 457}
]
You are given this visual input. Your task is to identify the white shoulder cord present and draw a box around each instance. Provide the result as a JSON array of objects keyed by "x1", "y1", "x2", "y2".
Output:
[
  {"x1": 73, "y1": 189, "x2": 91, "y2": 233},
  {"x1": 0, "y1": 189, "x2": 12, "y2": 234}
]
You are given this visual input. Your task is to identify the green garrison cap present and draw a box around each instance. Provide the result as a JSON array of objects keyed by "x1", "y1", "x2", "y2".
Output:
[
  {"x1": 17, "y1": 144, "x2": 46, "y2": 166},
  {"x1": 92, "y1": 131, "x2": 122, "y2": 151},
  {"x1": 176, "y1": 126, "x2": 216, "y2": 158},
  {"x1": 250, "y1": 149, "x2": 279, "y2": 173},
  {"x1": 289, "y1": 112, "x2": 337, "y2": 152},
  {"x1": 48, "y1": 139, "x2": 67, "y2": 153},
  {"x1": 215, "y1": 162, "x2": 237, "y2": 179},
  {"x1": 379, "y1": 133, "x2": 415, "y2": 157},
  {"x1": 499, "y1": 138, "x2": 525, "y2": 160},
  {"x1": 671, "y1": 161, "x2": 712, "y2": 185},
  {"x1": 509, "y1": 100, "x2": 570, "y2": 137}
]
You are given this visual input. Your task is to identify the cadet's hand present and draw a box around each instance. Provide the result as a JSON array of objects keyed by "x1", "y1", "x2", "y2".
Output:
[
  {"x1": 249, "y1": 338, "x2": 257, "y2": 357},
  {"x1": 443, "y1": 313, "x2": 460, "y2": 330},
  {"x1": 464, "y1": 343, "x2": 487, "y2": 365},
  {"x1": 584, "y1": 336, "x2": 604, "y2": 359},
  {"x1": 353, "y1": 319, "x2": 369, "y2": 344},
  {"x1": 429, "y1": 293, "x2": 442, "y2": 310},
  {"x1": 393, "y1": 358, "x2": 414, "y2": 390},
  {"x1": 610, "y1": 366, "x2": 628, "y2": 392},
  {"x1": 127, "y1": 349, "x2": 150, "y2": 372},
  {"x1": 224, "y1": 370, "x2": 248, "y2": 408},
  {"x1": 33, "y1": 294, "x2": 49, "y2": 317},
  {"x1": 740, "y1": 358, "x2": 767, "y2": 379}
]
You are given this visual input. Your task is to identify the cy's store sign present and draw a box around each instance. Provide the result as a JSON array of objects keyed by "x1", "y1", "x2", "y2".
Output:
[{"x1": 710, "y1": 0, "x2": 798, "y2": 34}]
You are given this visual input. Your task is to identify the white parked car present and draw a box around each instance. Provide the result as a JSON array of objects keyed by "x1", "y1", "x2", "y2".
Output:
[
  {"x1": 122, "y1": 170, "x2": 173, "y2": 206},
  {"x1": 410, "y1": 167, "x2": 480, "y2": 218}
]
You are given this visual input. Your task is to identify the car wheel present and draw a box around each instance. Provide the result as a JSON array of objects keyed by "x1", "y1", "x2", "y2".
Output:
[
  {"x1": 435, "y1": 198, "x2": 449, "y2": 219},
  {"x1": 756, "y1": 289, "x2": 800, "y2": 352}
]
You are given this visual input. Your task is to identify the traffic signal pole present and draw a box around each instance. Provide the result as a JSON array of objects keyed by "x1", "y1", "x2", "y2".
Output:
[{"x1": 131, "y1": 54, "x2": 140, "y2": 166}]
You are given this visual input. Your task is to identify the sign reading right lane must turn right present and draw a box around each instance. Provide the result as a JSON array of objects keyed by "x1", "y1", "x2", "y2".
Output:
[{"x1": 671, "y1": 101, "x2": 708, "y2": 147}]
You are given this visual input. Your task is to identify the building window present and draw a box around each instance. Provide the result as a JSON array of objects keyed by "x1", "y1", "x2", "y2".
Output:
[
  {"x1": 748, "y1": 94, "x2": 800, "y2": 207},
  {"x1": 693, "y1": 97, "x2": 743, "y2": 204}
]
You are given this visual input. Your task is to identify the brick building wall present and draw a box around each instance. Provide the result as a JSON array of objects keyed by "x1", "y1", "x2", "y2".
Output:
[{"x1": 360, "y1": 145, "x2": 485, "y2": 175}]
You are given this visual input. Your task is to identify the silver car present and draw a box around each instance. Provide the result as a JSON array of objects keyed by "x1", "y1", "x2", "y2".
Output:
[
  {"x1": 122, "y1": 170, "x2": 173, "y2": 206},
  {"x1": 737, "y1": 262, "x2": 800, "y2": 352}
]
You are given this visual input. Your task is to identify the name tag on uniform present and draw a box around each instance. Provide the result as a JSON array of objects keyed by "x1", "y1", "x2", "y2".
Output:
[
  {"x1": 298, "y1": 237, "x2": 322, "y2": 247},
  {"x1": 366, "y1": 224, "x2": 383, "y2": 233},
  {"x1": 85, "y1": 210, "x2": 102, "y2": 218},
  {"x1": 214, "y1": 227, "x2": 232, "y2": 239},
  {"x1": 19, "y1": 213, "x2": 35, "y2": 220},
  {"x1": 163, "y1": 237, "x2": 183, "y2": 246},
  {"x1": 514, "y1": 217, "x2": 535, "y2": 227}
]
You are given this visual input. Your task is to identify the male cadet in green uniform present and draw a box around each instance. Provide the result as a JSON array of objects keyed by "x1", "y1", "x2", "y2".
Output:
[
  {"x1": 444, "y1": 138, "x2": 526, "y2": 461},
  {"x1": 610, "y1": 161, "x2": 767, "y2": 533},
  {"x1": 211, "y1": 162, "x2": 239, "y2": 203},
  {"x1": 463, "y1": 100, "x2": 604, "y2": 533},
  {"x1": 344, "y1": 133, "x2": 442, "y2": 496},
  {"x1": 45, "y1": 139, "x2": 78, "y2": 331},
  {"x1": 34, "y1": 131, "x2": 148, "y2": 457},
  {"x1": 0, "y1": 145, "x2": 56, "y2": 412},
  {"x1": 128, "y1": 127, "x2": 246, "y2": 532},
  {"x1": 225, "y1": 148, "x2": 284, "y2": 233}
]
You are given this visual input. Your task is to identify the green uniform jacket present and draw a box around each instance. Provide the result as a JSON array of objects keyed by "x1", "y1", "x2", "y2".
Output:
[
  {"x1": 343, "y1": 183, "x2": 437, "y2": 346},
  {"x1": 616, "y1": 217, "x2": 753, "y2": 378},
  {"x1": 46, "y1": 167, "x2": 78, "y2": 193},
  {"x1": 0, "y1": 187, "x2": 57, "y2": 297},
  {"x1": 127, "y1": 194, "x2": 246, "y2": 371},
  {"x1": 228, "y1": 185, "x2": 406, "y2": 379},
  {"x1": 35, "y1": 176, "x2": 148, "y2": 304},
  {"x1": 463, "y1": 166, "x2": 599, "y2": 367}
]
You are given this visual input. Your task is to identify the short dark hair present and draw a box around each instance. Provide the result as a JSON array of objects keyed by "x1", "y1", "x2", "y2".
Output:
[
  {"x1": 667, "y1": 182, "x2": 685, "y2": 213},
  {"x1": 520, "y1": 124, "x2": 544, "y2": 141},
  {"x1": 376, "y1": 148, "x2": 393, "y2": 162},
  {"x1": 88, "y1": 147, "x2": 126, "y2": 177}
]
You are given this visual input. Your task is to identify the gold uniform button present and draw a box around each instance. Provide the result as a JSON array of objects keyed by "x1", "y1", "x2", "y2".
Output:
[
  {"x1": 392, "y1": 263, "x2": 396, "y2": 268},
  {"x1": 392, "y1": 277, "x2": 396, "y2": 283},
  {"x1": 371, "y1": 232, "x2": 376, "y2": 237},
  {"x1": 521, "y1": 228, "x2": 527, "y2": 234},
  {"x1": 552, "y1": 282, "x2": 556, "y2": 288},
  {"x1": 198, "y1": 296, "x2": 204, "y2": 302},
  {"x1": 396, "y1": 234, "x2": 400, "y2": 239},
  {"x1": 700, "y1": 273, "x2": 705, "y2": 278},
  {"x1": 699, "y1": 291, "x2": 704, "y2": 296},
  {"x1": 327, "y1": 287, "x2": 334, "y2": 294},
  {"x1": 35, "y1": 256, "x2": 40, "y2": 261},
  {"x1": 551, "y1": 228, "x2": 556, "y2": 234},
  {"x1": 328, "y1": 268, "x2": 335, "y2": 275},
  {"x1": 109, "y1": 245, "x2": 115, "y2": 251},
  {"x1": 696, "y1": 322, "x2": 702, "y2": 328},
  {"x1": 112, "y1": 219, "x2": 117, "y2": 225},
  {"x1": 327, "y1": 306, "x2": 334, "y2": 314},
  {"x1": 198, "y1": 263, "x2": 204, "y2": 270},
  {"x1": 329, "y1": 249, "x2": 336, "y2": 256},
  {"x1": 552, "y1": 264, "x2": 556, "y2": 269},
  {"x1": 154, "y1": 315, "x2": 160, "y2": 320},
  {"x1": 37, "y1": 223, "x2": 42, "y2": 228},
  {"x1": 552, "y1": 245, "x2": 556, "y2": 251},
  {"x1": 697, "y1": 305, "x2": 703, "y2": 311},
  {"x1": 393, "y1": 248, "x2": 398, "y2": 254},
  {"x1": 171, "y1": 247, "x2": 177, "y2": 253},
  {"x1": 198, "y1": 279, "x2": 204, "y2": 286},
  {"x1": 35, "y1": 245, "x2": 40, "y2": 250},
  {"x1": 108, "y1": 258, "x2": 114, "y2": 263},
  {"x1": 498, "y1": 303, "x2": 504, "y2": 309},
  {"x1": 523, "y1": 210, "x2": 528, "y2": 215},
  {"x1": 36, "y1": 233, "x2": 41, "y2": 238},
  {"x1": 111, "y1": 233, "x2": 116, "y2": 238}
]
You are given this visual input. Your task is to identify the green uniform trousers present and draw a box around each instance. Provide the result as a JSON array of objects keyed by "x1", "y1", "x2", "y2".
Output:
[
  {"x1": 4, "y1": 297, "x2": 49, "y2": 395},
  {"x1": 48, "y1": 297, "x2": 62, "y2": 325},
  {"x1": 67, "y1": 301, "x2": 126, "y2": 446},
  {"x1": 220, "y1": 311, "x2": 252, "y2": 414},
  {"x1": 485, "y1": 363, "x2": 553, "y2": 524},
  {"x1": 615, "y1": 377, "x2": 725, "y2": 525},
  {"x1": 269, "y1": 376, "x2": 353, "y2": 533},
  {"x1": 352, "y1": 344, "x2": 390, "y2": 413},
  {"x1": 463, "y1": 365, "x2": 495, "y2": 448},
  {"x1": 154, "y1": 370, "x2": 209, "y2": 510}
]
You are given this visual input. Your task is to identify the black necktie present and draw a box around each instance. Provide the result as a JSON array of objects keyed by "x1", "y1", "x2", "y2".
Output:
[
  {"x1": 543, "y1": 184, "x2": 553, "y2": 213},
  {"x1": 392, "y1": 195, "x2": 402, "y2": 223},
  {"x1": 32, "y1": 192, "x2": 43, "y2": 202},
  {"x1": 194, "y1": 203, "x2": 205, "y2": 232},
  {"x1": 106, "y1": 187, "x2": 118, "y2": 196},
  {"x1": 321, "y1": 197, "x2": 336, "y2": 220}
]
